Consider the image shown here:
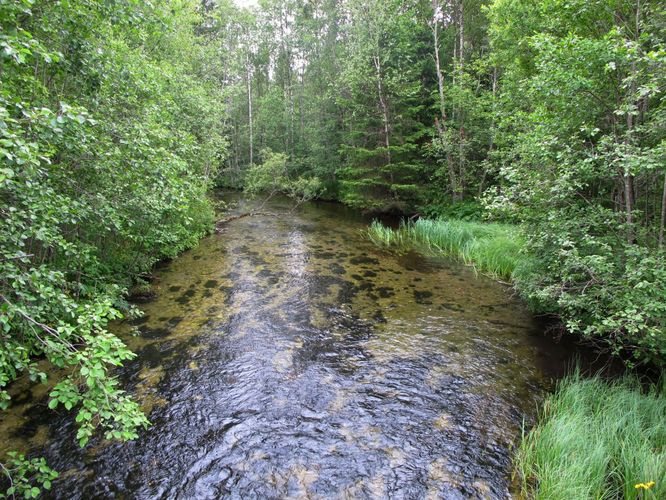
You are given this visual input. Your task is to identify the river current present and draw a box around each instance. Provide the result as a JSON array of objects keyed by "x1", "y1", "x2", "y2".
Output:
[{"x1": 1, "y1": 193, "x2": 578, "y2": 499}]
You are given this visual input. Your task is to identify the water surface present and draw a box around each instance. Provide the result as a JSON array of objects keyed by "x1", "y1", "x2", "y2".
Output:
[{"x1": 1, "y1": 193, "x2": 577, "y2": 499}]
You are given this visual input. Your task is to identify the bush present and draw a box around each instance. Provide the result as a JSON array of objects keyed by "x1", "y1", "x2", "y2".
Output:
[
  {"x1": 516, "y1": 206, "x2": 666, "y2": 368},
  {"x1": 1, "y1": 0, "x2": 226, "y2": 494},
  {"x1": 244, "y1": 149, "x2": 323, "y2": 202},
  {"x1": 417, "y1": 200, "x2": 485, "y2": 221}
]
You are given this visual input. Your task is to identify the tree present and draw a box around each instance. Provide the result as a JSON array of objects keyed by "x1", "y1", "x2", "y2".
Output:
[{"x1": 486, "y1": 0, "x2": 666, "y2": 365}]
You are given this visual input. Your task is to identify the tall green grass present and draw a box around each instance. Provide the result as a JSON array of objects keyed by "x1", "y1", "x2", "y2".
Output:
[
  {"x1": 516, "y1": 373, "x2": 665, "y2": 499},
  {"x1": 366, "y1": 218, "x2": 524, "y2": 280}
]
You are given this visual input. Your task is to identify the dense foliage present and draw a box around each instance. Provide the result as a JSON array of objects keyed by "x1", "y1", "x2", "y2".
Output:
[
  {"x1": 1, "y1": 0, "x2": 665, "y2": 496},
  {"x1": 1, "y1": 0, "x2": 226, "y2": 495},
  {"x1": 244, "y1": 148, "x2": 323, "y2": 201},
  {"x1": 487, "y1": 0, "x2": 666, "y2": 367},
  {"x1": 215, "y1": 0, "x2": 501, "y2": 212}
]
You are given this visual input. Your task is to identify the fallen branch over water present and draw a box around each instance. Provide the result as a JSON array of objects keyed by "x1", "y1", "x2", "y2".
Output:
[{"x1": 215, "y1": 211, "x2": 277, "y2": 231}]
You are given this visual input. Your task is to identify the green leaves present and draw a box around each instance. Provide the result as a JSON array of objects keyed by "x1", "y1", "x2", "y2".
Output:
[
  {"x1": 0, "y1": 453, "x2": 57, "y2": 500},
  {"x1": 483, "y1": 0, "x2": 666, "y2": 367},
  {"x1": 244, "y1": 148, "x2": 322, "y2": 202},
  {"x1": 1, "y1": 0, "x2": 225, "y2": 496}
]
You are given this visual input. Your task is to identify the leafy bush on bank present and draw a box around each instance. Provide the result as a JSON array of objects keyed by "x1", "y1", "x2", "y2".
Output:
[{"x1": 1, "y1": 0, "x2": 226, "y2": 495}]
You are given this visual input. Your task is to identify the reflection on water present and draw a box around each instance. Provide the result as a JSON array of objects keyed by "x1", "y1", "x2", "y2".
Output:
[{"x1": 1, "y1": 193, "x2": 579, "y2": 498}]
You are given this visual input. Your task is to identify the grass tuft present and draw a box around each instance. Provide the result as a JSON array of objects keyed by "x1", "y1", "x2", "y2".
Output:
[
  {"x1": 366, "y1": 220, "x2": 410, "y2": 250},
  {"x1": 366, "y1": 218, "x2": 524, "y2": 280},
  {"x1": 516, "y1": 373, "x2": 665, "y2": 499}
]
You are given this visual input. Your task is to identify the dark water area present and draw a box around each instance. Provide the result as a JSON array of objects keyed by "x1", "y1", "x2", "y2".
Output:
[{"x1": 1, "y1": 193, "x2": 590, "y2": 499}]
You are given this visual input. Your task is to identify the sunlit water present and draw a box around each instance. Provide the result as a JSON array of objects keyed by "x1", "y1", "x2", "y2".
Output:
[{"x1": 1, "y1": 193, "x2": 580, "y2": 499}]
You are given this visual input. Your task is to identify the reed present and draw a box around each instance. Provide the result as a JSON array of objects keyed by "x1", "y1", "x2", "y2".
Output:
[
  {"x1": 366, "y1": 218, "x2": 523, "y2": 280},
  {"x1": 366, "y1": 220, "x2": 409, "y2": 250}
]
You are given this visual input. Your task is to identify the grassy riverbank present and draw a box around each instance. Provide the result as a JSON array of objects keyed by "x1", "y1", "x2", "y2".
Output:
[
  {"x1": 368, "y1": 218, "x2": 665, "y2": 498},
  {"x1": 366, "y1": 219, "x2": 524, "y2": 280},
  {"x1": 516, "y1": 374, "x2": 665, "y2": 499},
  {"x1": 368, "y1": 217, "x2": 666, "y2": 368}
]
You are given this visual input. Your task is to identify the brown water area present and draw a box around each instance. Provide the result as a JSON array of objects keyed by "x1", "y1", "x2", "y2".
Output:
[{"x1": 1, "y1": 192, "x2": 585, "y2": 499}]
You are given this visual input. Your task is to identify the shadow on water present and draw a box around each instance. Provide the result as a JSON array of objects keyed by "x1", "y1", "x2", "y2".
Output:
[{"x1": 1, "y1": 192, "x2": 610, "y2": 499}]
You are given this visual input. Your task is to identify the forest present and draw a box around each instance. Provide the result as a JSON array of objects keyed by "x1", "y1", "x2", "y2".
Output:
[{"x1": 1, "y1": 0, "x2": 664, "y2": 498}]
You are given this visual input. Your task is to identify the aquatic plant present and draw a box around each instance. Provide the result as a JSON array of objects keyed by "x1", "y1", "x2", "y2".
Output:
[
  {"x1": 366, "y1": 220, "x2": 410, "y2": 250},
  {"x1": 366, "y1": 219, "x2": 523, "y2": 280},
  {"x1": 515, "y1": 373, "x2": 665, "y2": 499}
]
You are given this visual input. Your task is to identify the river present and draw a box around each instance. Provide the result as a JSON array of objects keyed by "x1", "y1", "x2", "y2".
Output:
[{"x1": 1, "y1": 193, "x2": 580, "y2": 499}]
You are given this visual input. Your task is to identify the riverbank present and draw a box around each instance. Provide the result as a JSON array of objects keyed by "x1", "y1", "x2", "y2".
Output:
[
  {"x1": 367, "y1": 217, "x2": 666, "y2": 367},
  {"x1": 367, "y1": 217, "x2": 665, "y2": 499}
]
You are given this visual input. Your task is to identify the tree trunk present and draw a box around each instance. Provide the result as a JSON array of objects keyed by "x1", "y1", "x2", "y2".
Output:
[
  {"x1": 624, "y1": 0, "x2": 640, "y2": 244},
  {"x1": 480, "y1": 66, "x2": 498, "y2": 197},
  {"x1": 456, "y1": 0, "x2": 465, "y2": 201},
  {"x1": 299, "y1": 68, "x2": 305, "y2": 147},
  {"x1": 624, "y1": 172, "x2": 635, "y2": 243},
  {"x1": 432, "y1": 17, "x2": 446, "y2": 124},
  {"x1": 458, "y1": 0, "x2": 464, "y2": 72},
  {"x1": 246, "y1": 55, "x2": 254, "y2": 166},
  {"x1": 431, "y1": 10, "x2": 458, "y2": 201},
  {"x1": 373, "y1": 53, "x2": 392, "y2": 169},
  {"x1": 659, "y1": 174, "x2": 666, "y2": 250},
  {"x1": 280, "y1": 8, "x2": 295, "y2": 158}
]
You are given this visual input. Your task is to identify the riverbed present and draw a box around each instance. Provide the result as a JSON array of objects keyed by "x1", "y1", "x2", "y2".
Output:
[{"x1": 1, "y1": 193, "x2": 579, "y2": 498}]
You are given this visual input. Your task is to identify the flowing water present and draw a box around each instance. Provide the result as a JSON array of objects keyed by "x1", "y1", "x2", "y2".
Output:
[{"x1": 1, "y1": 193, "x2": 581, "y2": 499}]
